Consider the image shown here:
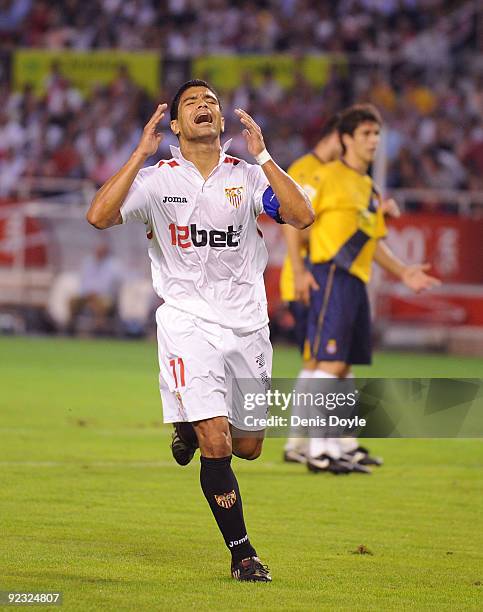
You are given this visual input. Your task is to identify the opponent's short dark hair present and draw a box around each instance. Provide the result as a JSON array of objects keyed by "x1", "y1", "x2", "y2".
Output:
[
  {"x1": 338, "y1": 104, "x2": 382, "y2": 152},
  {"x1": 170, "y1": 79, "x2": 222, "y2": 121},
  {"x1": 319, "y1": 113, "x2": 341, "y2": 140}
]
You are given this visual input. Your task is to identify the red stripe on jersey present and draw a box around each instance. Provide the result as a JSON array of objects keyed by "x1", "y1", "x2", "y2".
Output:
[
  {"x1": 158, "y1": 159, "x2": 180, "y2": 168},
  {"x1": 224, "y1": 156, "x2": 241, "y2": 165}
]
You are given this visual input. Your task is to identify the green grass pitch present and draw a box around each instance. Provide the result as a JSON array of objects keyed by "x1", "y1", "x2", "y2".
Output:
[{"x1": 0, "y1": 336, "x2": 482, "y2": 611}]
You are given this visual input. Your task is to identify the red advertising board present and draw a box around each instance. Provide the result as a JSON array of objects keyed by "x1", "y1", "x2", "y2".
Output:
[
  {"x1": 384, "y1": 214, "x2": 483, "y2": 284},
  {"x1": 382, "y1": 215, "x2": 483, "y2": 326},
  {"x1": 0, "y1": 213, "x2": 48, "y2": 267}
]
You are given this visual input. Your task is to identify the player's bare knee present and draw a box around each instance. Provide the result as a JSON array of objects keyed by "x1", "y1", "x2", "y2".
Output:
[
  {"x1": 233, "y1": 437, "x2": 264, "y2": 460},
  {"x1": 244, "y1": 444, "x2": 262, "y2": 460}
]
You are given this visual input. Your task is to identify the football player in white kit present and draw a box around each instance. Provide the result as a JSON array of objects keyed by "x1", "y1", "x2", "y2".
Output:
[{"x1": 87, "y1": 80, "x2": 314, "y2": 582}]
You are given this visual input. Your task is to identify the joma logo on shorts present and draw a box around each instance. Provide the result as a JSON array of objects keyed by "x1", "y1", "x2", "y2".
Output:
[
  {"x1": 169, "y1": 223, "x2": 242, "y2": 248},
  {"x1": 163, "y1": 195, "x2": 188, "y2": 204}
]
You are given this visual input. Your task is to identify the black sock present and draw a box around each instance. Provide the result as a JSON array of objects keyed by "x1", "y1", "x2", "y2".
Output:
[{"x1": 200, "y1": 455, "x2": 257, "y2": 563}]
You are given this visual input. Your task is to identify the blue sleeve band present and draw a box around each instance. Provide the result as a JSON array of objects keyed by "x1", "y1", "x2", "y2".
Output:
[{"x1": 262, "y1": 186, "x2": 285, "y2": 224}]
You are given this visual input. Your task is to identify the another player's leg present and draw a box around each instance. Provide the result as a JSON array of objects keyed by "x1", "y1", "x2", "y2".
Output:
[
  {"x1": 304, "y1": 264, "x2": 371, "y2": 474},
  {"x1": 307, "y1": 364, "x2": 370, "y2": 474},
  {"x1": 337, "y1": 378, "x2": 383, "y2": 467},
  {"x1": 194, "y1": 417, "x2": 271, "y2": 582},
  {"x1": 284, "y1": 301, "x2": 312, "y2": 463},
  {"x1": 283, "y1": 363, "x2": 313, "y2": 464},
  {"x1": 308, "y1": 366, "x2": 382, "y2": 472},
  {"x1": 337, "y1": 287, "x2": 384, "y2": 468}
]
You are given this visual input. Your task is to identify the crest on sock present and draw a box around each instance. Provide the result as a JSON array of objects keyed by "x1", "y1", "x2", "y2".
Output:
[{"x1": 214, "y1": 490, "x2": 237, "y2": 509}]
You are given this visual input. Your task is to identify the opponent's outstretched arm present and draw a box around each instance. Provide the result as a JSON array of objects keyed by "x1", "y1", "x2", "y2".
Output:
[
  {"x1": 374, "y1": 240, "x2": 441, "y2": 293},
  {"x1": 235, "y1": 108, "x2": 314, "y2": 229},
  {"x1": 87, "y1": 104, "x2": 167, "y2": 229}
]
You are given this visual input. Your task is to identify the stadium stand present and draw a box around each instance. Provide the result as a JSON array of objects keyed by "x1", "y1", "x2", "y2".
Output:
[{"x1": 0, "y1": 0, "x2": 481, "y2": 351}]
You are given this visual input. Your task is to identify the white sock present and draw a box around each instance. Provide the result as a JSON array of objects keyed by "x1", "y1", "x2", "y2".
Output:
[
  {"x1": 309, "y1": 437, "x2": 341, "y2": 459},
  {"x1": 309, "y1": 370, "x2": 341, "y2": 459},
  {"x1": 285, "y1": 368, "x2": 314, "y2": 454},
  {"x1": 339, "y1": 372, "x2": 358, "y2": 453}
]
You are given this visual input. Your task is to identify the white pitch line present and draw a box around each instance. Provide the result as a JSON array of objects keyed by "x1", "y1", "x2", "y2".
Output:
[
  {"x1": 0, "y1": 459, "x2": 282, "y2": 469},
  {"x1": 0, "y1": 460, "x2": 182, "y2": 468}
]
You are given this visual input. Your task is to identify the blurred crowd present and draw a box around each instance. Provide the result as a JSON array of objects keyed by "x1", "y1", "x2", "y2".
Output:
[
  {"x1": 222, "y1": 62, "x2": 483, "y2": 193},
  {"x1": 1, "y1": 59, "x2": 483, "y2": 199},
  {"x1": 0, "y1": 0, "x2": 479, "y2": 58},
  {"x1": 0, "y1": 62, "x2": 154, "y2": 195},
  {"x1": 0, "y1": 0, "x2": 482, "y2": 200}
]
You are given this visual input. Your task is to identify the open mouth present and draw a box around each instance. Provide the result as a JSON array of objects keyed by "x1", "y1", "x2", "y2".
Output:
[{"x1": 194, "y1": 112, "x2": 213, "y2": 125}]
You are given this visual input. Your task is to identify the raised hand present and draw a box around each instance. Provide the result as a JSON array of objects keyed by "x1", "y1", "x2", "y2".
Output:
[
  {"x1": 135, "y1": 103, "x2": 168, "y2": 159},
  {"x1": 401, "y1": 263, "x2": 441, "y2": 293},
  {"x1": 234, "y1": 108, "x2": 266, "y2": 157}
]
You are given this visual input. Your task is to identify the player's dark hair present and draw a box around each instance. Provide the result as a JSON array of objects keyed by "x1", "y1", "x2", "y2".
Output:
[
  {"x1": 319, "y1": 113, "x2": 341, "y2": 140},
  {"x1": 338, "y1": 104, "x2": 382, "y2": 153},
  {"x1": 170, "y1": 79, "x2": 222, "y2": 121}
]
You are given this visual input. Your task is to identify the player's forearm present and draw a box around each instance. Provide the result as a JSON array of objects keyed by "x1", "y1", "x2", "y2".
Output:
[
  {"x1": 261, "y1": 160, "x2": 314, "y2": 229},
  {"x1": 87, "y1": 150, "x2": 146, "y2": 229},
  {"x1": 374, "y1": 241, "x2": 405, "y2": 279},
  {"x1": 281, "y1": 224, "x2": 306, "y2": 274}
]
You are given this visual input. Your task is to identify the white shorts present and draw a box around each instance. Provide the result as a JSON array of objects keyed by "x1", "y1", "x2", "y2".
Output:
[{"x1": 156, "y1": 304, "x2": 272, "y2": 430}]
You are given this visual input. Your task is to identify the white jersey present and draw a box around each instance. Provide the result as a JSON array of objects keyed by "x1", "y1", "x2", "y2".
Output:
[{"x1": 120, "y1": 140, "x2": 275, "y2": 333}]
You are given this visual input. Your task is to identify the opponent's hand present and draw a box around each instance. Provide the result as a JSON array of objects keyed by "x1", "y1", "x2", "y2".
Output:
[
  {"x1": 235, "y1": 108, "x2": 266, "y2": 157},
  {"x1": 401, "y1": 263, "x2": 441, "y2": 293},
  {"x1": 381, "y1": 197, "x2": 401, "y2": 218},
  {"x1": 135, "y1": 103, "x2": 167, "y2": 159},
  {"x1": 295, "y1": 269, "x2": 319, "y2": 305}
]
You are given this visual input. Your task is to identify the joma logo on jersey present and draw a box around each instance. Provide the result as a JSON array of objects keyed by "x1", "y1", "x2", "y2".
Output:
[
  {"x1": 163, "y1": 195, "x2": 188, "y2": 204},
  {"x1": 169, "y1": 224, "x2": 242, "y2": 248}
]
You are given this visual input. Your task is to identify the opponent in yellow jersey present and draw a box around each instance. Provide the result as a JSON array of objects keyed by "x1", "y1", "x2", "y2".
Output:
[
  {"x1": 309, "y1": 158, "x2": 387, "y2": 283},
  {"x1": 283, "y1": 104, "x2": 441, "y2": 473},
  {"x1": 280, "y1": 115, "x2": 342, "y2": 356},
  {"x1": 279, "y1": 152, "x2": 322, "y2": 303},
  {"x1": 291, "y1": 106, "x2": 439, "y2": 372}
]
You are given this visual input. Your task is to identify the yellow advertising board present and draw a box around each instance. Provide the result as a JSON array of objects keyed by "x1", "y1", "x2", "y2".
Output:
[
  {"x1": 13, "y1": 50, "x2": 160, "y2": 96},
  {"x1": 193, "y1": 55, "x2": 340, "y2": 91}
]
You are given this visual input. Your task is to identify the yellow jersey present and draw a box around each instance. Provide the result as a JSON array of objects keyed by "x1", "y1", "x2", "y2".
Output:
[
  {"x1": 279, "y1": 152, "x2": 325, "y2": 302},
  {"x1": 309, "y1": 160, "x2": 387, "y2": 283}
]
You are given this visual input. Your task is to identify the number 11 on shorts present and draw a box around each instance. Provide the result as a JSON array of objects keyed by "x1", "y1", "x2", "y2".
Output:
[{"x1": 169, "y1": 357, "x2": 185, "y2": 388}]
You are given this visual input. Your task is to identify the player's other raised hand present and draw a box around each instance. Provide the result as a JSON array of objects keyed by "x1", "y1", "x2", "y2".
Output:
[
  {"x1": 135, "y1": 103, "x2": 168, "y2": 159},
  {"x1": 235, "y1": 108, "x2": 266, "y2": 157},
  {"x1": 402, "y1": 263, "x2": 441, "y2": 293}
]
